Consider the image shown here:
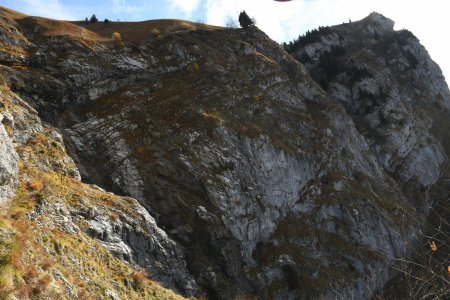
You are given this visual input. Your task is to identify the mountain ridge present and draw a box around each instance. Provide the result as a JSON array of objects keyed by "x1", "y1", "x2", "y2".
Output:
[{"x1": 1, "y1": 6, "x2": 449, "y2": 299}]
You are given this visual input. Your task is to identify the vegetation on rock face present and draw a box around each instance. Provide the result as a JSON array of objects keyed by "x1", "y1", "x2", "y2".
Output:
[
  {"x1": 282, "y1": 26, "x2": 332, "y2": 53},
  {"x1": 112, "y1": 31, "x2": 122, "y2": 43}
]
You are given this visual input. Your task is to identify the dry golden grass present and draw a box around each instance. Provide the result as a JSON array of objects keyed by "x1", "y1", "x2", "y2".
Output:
[
  {"x1": 18, "y1": 16, "x2": 106, "y2": 41},
  {"x1": 201, "y1": 111, "x2": 225, "y2": 124},
  {"x1": 132, "y1": 270, "x2": 150, "y2": 291},
  {"x1": 0, "y1": 44, "x2": 27, "y2": 57},
  {"x1": 0, "y1": 5, "x2": 223, "y2": 48},
  {"x1": 0, "y1": 6, "x2": 104, "y2": 42},
  {"x1": 0, "y1": 5, "x2": 26, "y2": 20},
  {"x1": 73, "y1": 19, "x2": 222, "y2": 42}
]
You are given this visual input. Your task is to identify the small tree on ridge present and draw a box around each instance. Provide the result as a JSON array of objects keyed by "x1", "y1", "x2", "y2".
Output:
[
  {"x1": 90, "y1": 14, "x2": 98, "y2": 23},
  {"x1": 238, "y1": 11, "x2": 254, "y2": 29}
]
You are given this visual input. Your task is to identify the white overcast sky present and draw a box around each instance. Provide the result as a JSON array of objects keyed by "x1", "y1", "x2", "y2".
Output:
[
  {"x1": 200, "y1": 0, "x2": 450, "y2": 82},
  {"x1": 2, "y1": 0, "x2": 449, "y2": 81}
]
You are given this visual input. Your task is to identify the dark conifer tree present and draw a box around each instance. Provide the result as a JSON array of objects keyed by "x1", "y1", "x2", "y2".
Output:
[
  {"x1": 238, "y1": 11, "x2": 254, "y2": 29},
  {"x1": 89, "y1": 14, "x2": 98, "y2": 23}
]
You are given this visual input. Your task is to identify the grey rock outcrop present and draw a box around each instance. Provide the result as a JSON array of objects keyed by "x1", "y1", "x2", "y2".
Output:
[
  {"x1": 0, "y1": 111, "x2": 18, "y2": 202},
  {"x1": 30, "y1": 192, "x2": 197, "y2": 296},
  {"x1": 82, "y1": 201, "x2": 197, "y2": 295}
]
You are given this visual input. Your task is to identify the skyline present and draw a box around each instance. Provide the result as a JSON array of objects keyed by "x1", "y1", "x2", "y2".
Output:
[{"x1": 2, "y1": 0, "x2": 449, "y2": 81}]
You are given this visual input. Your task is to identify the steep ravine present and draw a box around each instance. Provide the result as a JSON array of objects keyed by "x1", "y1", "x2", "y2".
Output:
[{"x1": 1, "y1": 7, "x2": 449, "y2": 299}]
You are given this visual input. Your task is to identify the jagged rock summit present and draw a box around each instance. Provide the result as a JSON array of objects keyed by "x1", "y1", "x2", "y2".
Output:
[
  {"x1": 0, "y1": 7, "x2": 449, "y2": 299},
  {"x1": 365, "y1": 12, "x2": 395, "y2": 30}
]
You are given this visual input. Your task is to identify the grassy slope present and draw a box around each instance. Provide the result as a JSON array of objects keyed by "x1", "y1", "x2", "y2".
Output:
[
  {"x1": 0, "y1": 5, "x2": 220, "y2": 44},
  {"x1": 0, "y1": 6, "x2": 26, "y2": 20},
  {"x1": 73, "y1": 19, "x2": 221, "y2": 43}
]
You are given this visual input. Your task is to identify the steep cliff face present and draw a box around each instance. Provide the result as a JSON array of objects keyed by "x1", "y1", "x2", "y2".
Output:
[
  {"x1": 1, "y1": 7, "x2": 449, "y2": 299},
  {"x1": 58, "y1": 27, "x2": 413, "y2": 299},
  {"x1": 284, "y1": 13, "x2": 450, "y2": 298},
  {"x1": 288, "y1": 13, "x2": 450, "y2": 189}
]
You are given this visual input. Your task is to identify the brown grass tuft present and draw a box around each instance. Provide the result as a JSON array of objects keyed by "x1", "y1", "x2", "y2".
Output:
[
  {"x1": 38, "y1": 274, "x2": 52, "y2": 289},
  {"x1": 41, "y1": 257, "x2": 54, "y2": 271},
  {"x1": 110, "y1": 211, "x2": 120, "y2": 221},
  {"x1": 132, "y1": 271, "x2": 149, "y2": 291},
  {"x1": 112, "y1": 31, "x2": 122, "y2": 43},
  {"x1": 28, "y1": 179, "x2": 44, "y2": 191},
  {"x1": 23, "y1": 265, "x2": 39, "y2": 284},
  {"x1": 11, "y1": 65, "x2": 27, "y2": 72}
]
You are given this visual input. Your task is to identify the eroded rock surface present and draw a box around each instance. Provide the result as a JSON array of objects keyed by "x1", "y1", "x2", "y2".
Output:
[{"x1": 0, "y1": 108, "x2": 18, "y2": 202}]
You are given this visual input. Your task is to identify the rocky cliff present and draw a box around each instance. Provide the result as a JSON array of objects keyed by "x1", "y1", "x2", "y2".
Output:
[{"x1": 0, "y1": 6, "x2": 449, "y2": 299}]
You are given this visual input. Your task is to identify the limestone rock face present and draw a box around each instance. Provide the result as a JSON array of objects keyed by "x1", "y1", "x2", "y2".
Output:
[
  {"x1": 30, "y1": 192, "x2": 197, "y2": 296},
  {"x1": 83, "y1": 201, "x2": 197, "y2": 295},
  {"x1": 1, "y1": 9, "x2": 449, "y2": 299},
  {"x1": 0, "y1": 110, "x2": 18, "y2": 202},
  {"x1": 289, "y1": 12, "x2": 450, "y2": 189}
]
